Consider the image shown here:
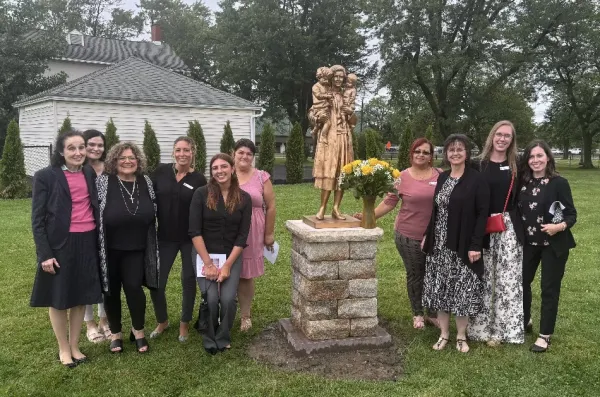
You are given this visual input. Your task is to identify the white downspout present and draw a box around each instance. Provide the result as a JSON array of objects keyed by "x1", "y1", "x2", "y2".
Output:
[{"x1": 250, "y1": 108, "x2": 264, "y2": 143}]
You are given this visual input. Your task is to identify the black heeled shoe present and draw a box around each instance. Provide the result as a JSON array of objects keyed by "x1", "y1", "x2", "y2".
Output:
[
  {"x1": 57, "y1": 353, "x2": 77, "y2": 368},
  {"x1": 130, "y1": 330, "x2": 149, "y2": 353},
  {"x1": 109, "y1": 339, "x2": 123, "y2": 354},
  {"x1": 530, "y1": 335, "x2": 551, "y2": 353}
]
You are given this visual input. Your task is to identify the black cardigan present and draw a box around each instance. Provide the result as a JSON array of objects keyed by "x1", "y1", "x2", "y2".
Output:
[
  {"x1": 472, "y1": 159, "x2": 525, "y2": 247},
  {"x1": 31, "y1": 165, "x2": 99, "y2": 264},
  {"x1": 518, "y1": 175, "x2": 577, "y2": 256},
  {"x1": 423, "y1": 166, "x2": 490, "y2": 278}
]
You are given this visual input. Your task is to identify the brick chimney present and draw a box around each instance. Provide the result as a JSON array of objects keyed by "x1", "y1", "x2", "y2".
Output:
[{"x1": 151, "y1": 24, "x2": 162, "y2": 44}]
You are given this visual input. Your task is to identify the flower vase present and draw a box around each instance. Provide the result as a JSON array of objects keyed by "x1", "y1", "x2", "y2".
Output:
[{"x1": 361, "y1": 196, "x2": 377, "y2": 229}]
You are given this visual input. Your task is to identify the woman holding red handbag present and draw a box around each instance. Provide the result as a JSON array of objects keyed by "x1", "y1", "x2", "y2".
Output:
[{"x1": 468, "y1": 121, "x2": 525, "y2": 346}]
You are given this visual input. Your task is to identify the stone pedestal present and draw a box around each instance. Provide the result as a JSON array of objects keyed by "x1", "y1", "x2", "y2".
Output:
[{"x1": 280, "y1": 220, "x2": 392, "y2": 355}]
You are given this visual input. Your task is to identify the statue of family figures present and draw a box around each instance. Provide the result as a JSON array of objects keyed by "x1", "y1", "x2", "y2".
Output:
[{"x1": 308, "y1": 65, "x2": 358, "y2": 220}]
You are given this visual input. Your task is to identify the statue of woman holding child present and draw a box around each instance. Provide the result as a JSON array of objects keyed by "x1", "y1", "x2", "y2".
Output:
[{"x1": 308, "y1": 64, "x2": 357, "y2": 220}]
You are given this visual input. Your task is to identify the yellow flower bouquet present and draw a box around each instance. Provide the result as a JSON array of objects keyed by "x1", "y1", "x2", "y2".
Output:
[
  {"x1": 339, "y1": 158, "x2": 401, "y2": 199},
  {"x1": 339, "y1": 158, "x2": 401, "y2": 228}
]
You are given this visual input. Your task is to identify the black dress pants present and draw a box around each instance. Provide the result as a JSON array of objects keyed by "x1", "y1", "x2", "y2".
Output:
[
  {"x1": 150, "y1": 241, "x2": 196, "y2": 323},
  {"x1": 104, "y1": 249, "x2": 146, "y2": 334},
  {"x1": 523, "y1": 244, "x2": 569, "y2": 335}
]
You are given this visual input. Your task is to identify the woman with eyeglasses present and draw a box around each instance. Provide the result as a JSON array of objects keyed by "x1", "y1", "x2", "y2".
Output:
[
  {"x1": 96, "y1": 142, "x2": 159, "y2": 354},
  {"x1": 468, "y1": 121, "x2": 525, "y2": 346},
  {"x1": 355, "y1": 138, "x2": 441, "y2": 330},
  {"x1": 422, "y1": 134, "x2": 490, "y2": 353},
  {"x1": 518, "y1": 140, "x2": 576, "y2": 352}
]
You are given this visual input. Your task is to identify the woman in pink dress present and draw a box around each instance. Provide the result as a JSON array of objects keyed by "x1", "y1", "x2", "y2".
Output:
[{"x1": 233, "y1": 139, "x2": 276, "y2": 331}]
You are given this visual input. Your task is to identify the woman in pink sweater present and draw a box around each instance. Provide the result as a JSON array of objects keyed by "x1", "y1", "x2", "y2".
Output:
[{"x1": 355, "y1": 138, "x2": 441, "y2": 329}]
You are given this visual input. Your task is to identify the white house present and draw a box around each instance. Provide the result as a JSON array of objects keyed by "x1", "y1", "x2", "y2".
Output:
[
  {"x1": 32, "y1": 27, "x2": 188, "y2": 82},
  {"x1": 14, "y1": 57, "x2": 262, "y2": 175}
]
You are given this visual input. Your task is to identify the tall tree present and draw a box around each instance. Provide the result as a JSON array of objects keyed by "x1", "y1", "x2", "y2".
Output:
[
  {"x1": 214, "y1": 0, "x2": 374, "y2": 130},
  {"x1": 187, "y1": 120, "x2": 207, "y2": 173},
  {"x1": 0, "y1": 1, "x2": 66, "y2": 154},
  {"x1": 105, "y1": 118, "x2": 120, "y2": 153},
  {"x1": 460, "y1": 84, "x2": 536, "y2": 149},
  {"x1": 140, "y1": 0, "x2": 215, "y2": 82},
  {"x1": 397, "y1": 124, "x2": 414, "y2": 171},
  {"x1": 0, "y1": 120, "x2": 29, "y2": 198},
  {"x1": 367, "y1": 0, "x2": 564, "y2": 139},
  {"x1": 364, "y1": 128, "x2": 383, "y2": 159},
  {"x1": 143, "y1": 120, "x2": 160, "y2": 172},
  {"x1": 285, "y1": 122, "x2": 305, "y2": 184},
  {"x1": 533, "y1": 0, "x2": 600, "y2": 168},
  {"x1": 257, "y1": 122, "x2": 275, "y2": 177},
  {"x1": 57, "y1": 116, "x2": 73, "y2": 137},
  {"x1": 219, "y1": 121, "x2": 235, "y2": 155}
]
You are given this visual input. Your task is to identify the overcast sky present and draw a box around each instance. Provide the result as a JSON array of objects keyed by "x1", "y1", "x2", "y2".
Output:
[{"x1": 123, "y1": 0, "x2": 547, "y2": 122}]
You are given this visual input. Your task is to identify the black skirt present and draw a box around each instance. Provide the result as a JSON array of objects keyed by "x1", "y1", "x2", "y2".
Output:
[{"x1": 30, "y1": 230, "x2": 103, "y2": 310}]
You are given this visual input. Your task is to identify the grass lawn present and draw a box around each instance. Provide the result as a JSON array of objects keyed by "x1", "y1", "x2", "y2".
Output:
[{"x1": 0, "y1": 166, "x2": 599, "y2": 396}]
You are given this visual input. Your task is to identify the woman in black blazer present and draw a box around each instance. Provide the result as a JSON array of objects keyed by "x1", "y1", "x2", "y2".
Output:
[
  {"x1": 422, "y1": 134, "x2": 490, "y2": 353},
  {"x1": 30, "y1": 130, "x2": 103, "y2": 368},
  {"x1": 518, "y1": 140, "x2": 577, "y2": 352}
]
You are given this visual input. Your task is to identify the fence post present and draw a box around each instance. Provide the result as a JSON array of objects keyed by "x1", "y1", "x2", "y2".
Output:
[{"x1": 49, "y1": 144, "x2": 52, "y2": 164}]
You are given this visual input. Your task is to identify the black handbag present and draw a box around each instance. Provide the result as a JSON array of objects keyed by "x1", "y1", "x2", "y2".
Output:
[{"x1": 193, "y1": 291, "x2": 210, "y2": 333}]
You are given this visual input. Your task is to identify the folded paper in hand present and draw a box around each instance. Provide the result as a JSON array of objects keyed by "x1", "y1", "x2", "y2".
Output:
[
  {"x1": 263, "y1": 241, "x2": 280, "y2": 265},
  {"x1": 549, "y1": 201, "x2": 565, "y2": 223},
  {"x1": 196, "y1": 253, "x2": 226, "y2": 278}
]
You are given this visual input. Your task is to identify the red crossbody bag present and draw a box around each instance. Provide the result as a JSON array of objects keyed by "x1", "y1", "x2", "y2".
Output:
[{"x1": 485, "y1": 172, "x2": 514, "y2": 234}]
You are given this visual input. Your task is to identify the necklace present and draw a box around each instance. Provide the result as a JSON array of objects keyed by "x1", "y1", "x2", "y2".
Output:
[
  {"x1": 118, "y1": 178, "x2": 136, "y2": 203},
  {"x1": 117, "y1": 178, "x2": 140, "y2": 216}
]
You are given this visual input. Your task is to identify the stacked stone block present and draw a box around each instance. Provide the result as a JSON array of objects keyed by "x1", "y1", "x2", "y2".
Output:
[{"x1": 286, "y1": 220, "x2": 383, "y2": 340}]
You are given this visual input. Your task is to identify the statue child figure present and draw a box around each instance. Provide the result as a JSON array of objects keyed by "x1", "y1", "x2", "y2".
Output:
[
  {"x1": 343, "y1": 73, "x2": 358, "y2": 130},
  {"x1": 311, "y1": 66, "x2": 333, "y2": 143}
]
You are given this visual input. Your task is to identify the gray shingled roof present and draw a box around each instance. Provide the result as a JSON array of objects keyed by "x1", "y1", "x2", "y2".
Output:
[
  {"x1": 23, "y1": 30, "x2": 187, "y2": 70},
  {"x1": 14, "y1": 57, "x2": 261, "y2": 110}
]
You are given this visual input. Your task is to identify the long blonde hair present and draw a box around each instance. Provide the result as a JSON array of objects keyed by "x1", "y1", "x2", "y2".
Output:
[{"x1": 479, "y1": 120, "x2": 518, "y2": 172}]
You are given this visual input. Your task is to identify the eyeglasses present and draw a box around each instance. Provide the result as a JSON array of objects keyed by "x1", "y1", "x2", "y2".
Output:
[
  {"x1": 413, "y1": 150, "x2": 431, "y2": 156},
  {"x1": 118, "y1": 156, "x2": 138, "y2": 162},
  {"x1": 494, "y1": 132, "x2": 513, "y2": 140}
]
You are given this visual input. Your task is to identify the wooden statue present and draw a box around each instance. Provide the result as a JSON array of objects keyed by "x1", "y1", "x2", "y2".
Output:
[{"x1": 309, "y1": 65, "x2": 357, "y2": 220}]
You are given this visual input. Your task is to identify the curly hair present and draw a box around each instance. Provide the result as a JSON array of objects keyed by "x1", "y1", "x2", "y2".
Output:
[{"x1": 104, "y1": 142, "x2": 147, "y2": 176}]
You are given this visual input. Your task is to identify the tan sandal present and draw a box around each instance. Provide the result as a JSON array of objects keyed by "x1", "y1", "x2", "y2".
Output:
[
  {"x1": 86, "y1": 327, "x2": 106, "y2": 343},
  {"x1": 240, "y1": 317, "x2": 252, "y2": 332},
  {"x1": 433, "y1": 337, "x2": 449, "y2": 350},
  {"x1": 456, "y1": 338, "x2": 470, "y2": 353},
  {"x1": 98, "y1": 323, "x2": 112, "y2": 339}
]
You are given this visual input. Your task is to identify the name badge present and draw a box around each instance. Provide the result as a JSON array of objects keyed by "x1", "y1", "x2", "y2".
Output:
[
  {"x1": 499, "y1": 166, "x2": 510, "y2": 170},
  {"x1": 183, "y1": 183, "x2": 194, "y2": 190},
  {"x1": 429, "y1": 181, "x2": 437, "y2": 186}
]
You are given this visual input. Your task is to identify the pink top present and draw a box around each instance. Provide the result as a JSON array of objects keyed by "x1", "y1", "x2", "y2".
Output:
[
  {"x1": 240, "y1": 169, "x2": 270, "y2": 279},
  {"x1": 383, "y1": 168, "x2": 441, "y2": 240},
  {"x1": 64, "y1": 171, "x2": 96, "y2": 232}
]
